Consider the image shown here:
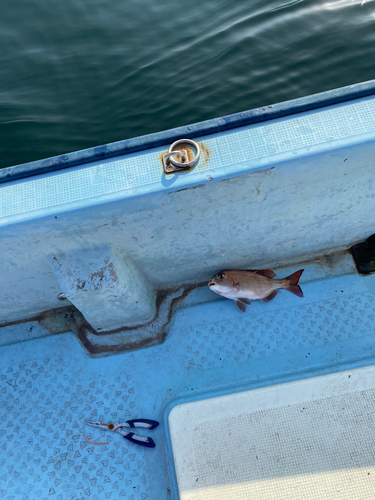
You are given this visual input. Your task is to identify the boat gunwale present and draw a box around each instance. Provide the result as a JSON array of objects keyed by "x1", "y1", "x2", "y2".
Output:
[{"x1": 1, "y1": 79, "x2": 375, "y2": 184}]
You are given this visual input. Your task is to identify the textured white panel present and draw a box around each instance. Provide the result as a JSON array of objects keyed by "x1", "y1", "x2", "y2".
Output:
[{"x1": 169, "y1": 366, "x2": 375, "y2": 500}]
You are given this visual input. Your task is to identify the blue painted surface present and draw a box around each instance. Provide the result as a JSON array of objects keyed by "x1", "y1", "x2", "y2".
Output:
[
  {"x1": 1, "y1": 79, "x2": 375, "y2": 184},
  {"x1": 1, "y1": 271, "x2": 375, "y2": 499},
  {"x1": 1, "y1": 80, "x2": 375, "y2": 498},
  {"x1": 4, "y1": 94, "x2": 375, "y2": 228},
  {"x1": 1, "y1": 92, "x2": 375, "y2": 325}
]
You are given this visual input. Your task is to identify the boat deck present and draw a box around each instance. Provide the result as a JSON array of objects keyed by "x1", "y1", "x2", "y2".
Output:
[
  {"x1": 1, "y1": 262, "x2": 375, "y2": 499},
  {"x1": 2, "y1": 81, "x2": 375, "y2": 499}
]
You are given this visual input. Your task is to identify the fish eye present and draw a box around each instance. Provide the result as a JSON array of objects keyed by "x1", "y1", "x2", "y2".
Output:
[{"x1": 218, "y1": 273, "x2": 225, "y2": 280}]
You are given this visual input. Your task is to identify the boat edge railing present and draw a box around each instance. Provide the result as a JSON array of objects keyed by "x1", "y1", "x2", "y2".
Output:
[{"x1": 1, "y1": 79, "x2": 375, "y2": 184}]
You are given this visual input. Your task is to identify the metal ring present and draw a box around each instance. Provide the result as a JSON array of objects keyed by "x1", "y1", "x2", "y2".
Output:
[
  {"x1": 163, "y1": 150, "x2": 186, "y2": 165},
  {"x1": 168, "y1": 139, "x2": 200, "y2": 168}
]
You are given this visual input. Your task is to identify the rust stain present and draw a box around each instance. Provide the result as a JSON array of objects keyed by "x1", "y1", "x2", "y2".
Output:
[
  {"x1": 0, "y1": 280, "x2": 207, "y2": 357},
  {"x1": 159, "y1": 149, "x2": 193, "y2": 174},
  {"x1": 74, "y1": 281, "x2": 208, "y2": 355},
  {"x1": 0, "y1": 305, "x2": 77, "y2": 339},
  {"x1": 75, "y1": 315, "x2": 159, "y2": 355},
  {"x1": 159, "y1": 141, "x2": 210, "y2": 174},
  {"x1": 52, "y1": 255, "x2": 62, "y2": 270},
  {"x1": 76, "y1": 279, "x2": 87, "y2": 290},
  {"x1": 0, "y1": 305, "x2": 72, "y2": 329},
  {"x1": 75, "y1": 262, "x2": 117, "y2": 291},
  {"x1": 196, "y1": 141, "x2": 210, "y2": 169},
  {"x1": 158, "y1": 150, "x2": 166, "y2": 166}
]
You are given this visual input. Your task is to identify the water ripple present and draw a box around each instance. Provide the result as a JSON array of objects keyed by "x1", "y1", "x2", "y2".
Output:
[{"x1": 1, "y1": 0, "x2": 375, "y2": 168}]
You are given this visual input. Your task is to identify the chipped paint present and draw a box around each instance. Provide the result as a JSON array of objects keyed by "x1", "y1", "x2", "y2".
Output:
[
  {"x1": 75, "y1": 262, "x2": 117, "y2": 291},
  {"x1": 49, "y1": 247, "x2": 156, "y2": 331}
]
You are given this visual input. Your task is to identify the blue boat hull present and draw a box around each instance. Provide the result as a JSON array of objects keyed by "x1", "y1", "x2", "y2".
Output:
[{"x1": 1, "y1": 81, "x2": 375, "y2": 498}]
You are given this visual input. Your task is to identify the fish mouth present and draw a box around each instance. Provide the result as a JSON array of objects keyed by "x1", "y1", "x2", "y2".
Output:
[{"x1": 208, "y1": 281, "x2": 215, "y2": 287}]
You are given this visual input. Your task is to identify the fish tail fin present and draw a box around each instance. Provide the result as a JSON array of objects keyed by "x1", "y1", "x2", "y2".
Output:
[{"x1": 283, "y1": 269, "x2": 304, "y2": 298}]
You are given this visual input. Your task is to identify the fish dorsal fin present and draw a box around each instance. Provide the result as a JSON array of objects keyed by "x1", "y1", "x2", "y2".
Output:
[
  {"x1": 238, "y1": 297, "x2": 251, "y2": 305},
  {"x1": 249, "y1": 269, "x2": 276, "y2": 278},
  {"x1": 262, "y1": 290, "x2": 279, "y2": 302},
  {"x1": 235, "y1": 300, "x2": 247, "y2": 313}
]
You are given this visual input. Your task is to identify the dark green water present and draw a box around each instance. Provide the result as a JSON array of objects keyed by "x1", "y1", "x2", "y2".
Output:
[{"x1": 1, "y1": 0, "x2": 375, "y2": 169}]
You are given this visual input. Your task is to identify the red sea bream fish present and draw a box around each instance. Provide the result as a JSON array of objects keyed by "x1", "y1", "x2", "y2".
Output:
[{"x1": 208, "y1": 269, "x2": 304, "y2": 312}]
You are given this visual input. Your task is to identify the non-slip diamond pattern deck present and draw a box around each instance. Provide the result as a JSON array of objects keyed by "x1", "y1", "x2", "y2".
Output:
[
  {"x1": 0, "y1": 358, "x2": 150, "y2": 500},
  {"x1": 182, "y1": 292, "x2": 374, "y2": 370},
  {"x1": 1, "y1": 273, "x2": 375, "y2": 499}
]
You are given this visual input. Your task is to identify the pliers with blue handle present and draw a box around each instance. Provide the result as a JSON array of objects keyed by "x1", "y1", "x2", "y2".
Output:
[{"x1": 85, "y1": 418, "x2": 159, "y2": 448}]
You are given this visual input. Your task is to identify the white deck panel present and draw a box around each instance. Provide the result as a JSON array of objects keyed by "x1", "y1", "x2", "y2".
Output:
[{"x1": 169, "y1": 366, "x2": 375, "y2": 499}]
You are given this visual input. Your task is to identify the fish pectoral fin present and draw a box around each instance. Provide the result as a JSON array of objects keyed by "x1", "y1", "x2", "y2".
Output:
[
  {"x1": 235, "y1": 300, "x2": 247, "y2": 313},
  {"x1": 238, "y1": 297, "x2": 251, "y2": 305},
  {"x1": 263, "y1": 290, "x2": 279, "y2": 302}
]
